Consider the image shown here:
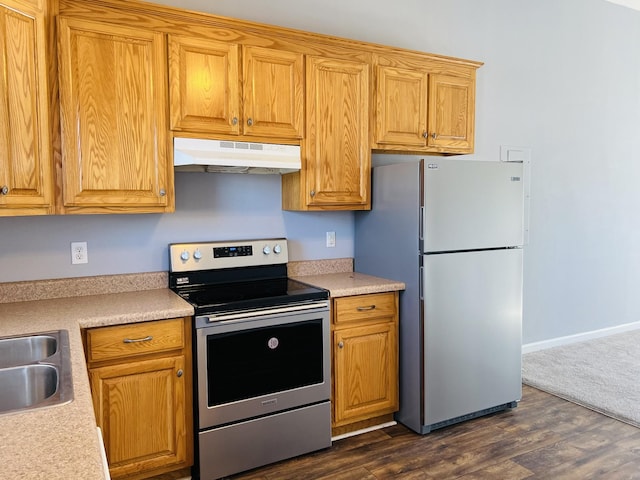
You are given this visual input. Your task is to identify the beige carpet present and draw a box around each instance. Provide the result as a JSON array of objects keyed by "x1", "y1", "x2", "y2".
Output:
[{"x1": 522, "y1": 329, "x2": 640, "y2": 428}]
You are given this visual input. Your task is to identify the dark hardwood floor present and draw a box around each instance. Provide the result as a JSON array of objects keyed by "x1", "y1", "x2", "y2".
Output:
[{"x1": 229, "y1": 386, "x2": 640, "y2": 479}]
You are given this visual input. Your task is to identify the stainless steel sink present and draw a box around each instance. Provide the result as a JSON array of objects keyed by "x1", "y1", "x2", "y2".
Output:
[
  {"x1": 0, "y1": 330, "x2": 73, "y2": 415},
  {"x1": 0, "y1": 334, "x2": 57, "y2": 368},
  {"x1": 0, "y1": 365, "x2": 58, "y2": 411}
]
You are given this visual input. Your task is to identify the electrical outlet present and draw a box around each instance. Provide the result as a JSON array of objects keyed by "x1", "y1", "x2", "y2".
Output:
[
  {"x1": 71, "y1": 242, "x2": 88, "y2": 265},
  {"x1": 326, "y1": 231, "x2": 336, "y2": 248}
]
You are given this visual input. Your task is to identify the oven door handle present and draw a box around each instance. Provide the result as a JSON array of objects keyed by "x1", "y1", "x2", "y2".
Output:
[{"x1": 201, "y1": 301, "x2": 329, "y2": 324}]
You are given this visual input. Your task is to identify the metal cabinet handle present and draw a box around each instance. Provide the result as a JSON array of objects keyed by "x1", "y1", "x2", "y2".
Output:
[
  {"x1": 356, "y1": 305, "x2": 376, "y2": 312},
  {"x1": 338, "y1": 341, "x2": 344, "y2": 349},
  {"x1": 123, "y1": 335, "x2": 153, "y2": 344},
  {"x1": 176, "y1": 369, "x2": 183, "y2": 378},
  {"x1": 1, "y1": 185, "x2": 8, "y2": 195},
  {"x1": 310, "y1": 190, "x2": 316, "y2": 197},
  {"x1": 431, "y1": 132, "x2": 437, "y2": 139},
  {"x1": 159, "y1": 188, "x2": 166, "y2": 197},
  {"x1": 247, "y1": 118, "x2": 253, "y2": 126},
  {"x1": 422, "y1": 131, "x2": 428, "y2": 139},
  {"x1": 232, "y1": 117, "x2": 238, "y2": 126}
]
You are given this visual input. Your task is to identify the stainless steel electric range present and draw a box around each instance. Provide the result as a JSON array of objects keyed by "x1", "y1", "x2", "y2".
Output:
[{"x1": 168, "y1": 239, "x2": 331, "y2": 480}]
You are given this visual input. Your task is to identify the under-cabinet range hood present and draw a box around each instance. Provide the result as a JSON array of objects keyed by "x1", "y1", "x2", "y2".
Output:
[{"x1": 173, "y1": 137, "x2": 301, "y2": 174}]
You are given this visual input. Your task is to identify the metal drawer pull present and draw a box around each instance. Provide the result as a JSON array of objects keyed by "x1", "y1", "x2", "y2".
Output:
[
  {"x1": 356, "y1": 305, "x2": 376, "y2": 312},
  {"x1": 176, "y1": 369, "x2": 183, "y2": 378},
  {"x1": 123, "y1": 335, "x2": 153, "y2": 344}
]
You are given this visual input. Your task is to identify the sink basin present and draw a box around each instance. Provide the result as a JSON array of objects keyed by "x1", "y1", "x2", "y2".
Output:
[
  {"x1": 0, "y1": 365, "x2": 58, "y2": 411},
  {"x1": 0, "y1": 334, "x2": 57, "y2": 368},
  {"x1": 0, "y1": 330, "x2": 73, "y2": 415}
]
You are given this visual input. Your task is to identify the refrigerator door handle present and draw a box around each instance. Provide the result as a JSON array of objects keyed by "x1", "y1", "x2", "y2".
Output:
[
  {"x1": 419, "y1": 265, "x2": 424, "y2": 301},
  {"x1": 419, "y1": 206, "x2": 424, "y2": 249}
]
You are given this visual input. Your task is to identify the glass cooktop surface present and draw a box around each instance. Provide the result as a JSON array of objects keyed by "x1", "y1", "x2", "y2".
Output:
[{"x1": 174, "y1": 277, "x2": 328, "y2": 315}]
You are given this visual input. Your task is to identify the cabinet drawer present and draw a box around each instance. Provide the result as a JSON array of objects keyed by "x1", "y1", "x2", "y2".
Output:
[
  {"x1": 334, "y1": 293, "x2": 397, "y2": 325},
  {"x1": 86, "y1": 318, "x2": 185, "y2": 363}
]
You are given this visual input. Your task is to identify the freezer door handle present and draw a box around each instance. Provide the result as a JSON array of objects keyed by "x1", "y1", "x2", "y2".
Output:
[
  {"x1": 419, "y1": 206, "x2": 424, "y2": 244},
  {"x1": 419, "y1": 266, "x2": 424, "y2": 301}
]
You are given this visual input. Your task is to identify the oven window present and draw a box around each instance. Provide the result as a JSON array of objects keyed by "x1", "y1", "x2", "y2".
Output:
[{"x1": 206, "y1": 319, "x2": 324, "y2": 406}]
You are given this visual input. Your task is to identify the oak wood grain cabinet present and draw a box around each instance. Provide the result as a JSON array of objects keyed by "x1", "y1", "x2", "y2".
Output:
[
  {"x1": 0, "y1": 0, "x2": 54, "y2": 216},
  {"x1": 41, "y1": 0, "x2": 482, "y2": 216},
  {"x1": 168, "y1": 35, "x2": 304, "y2": 140},
  {"x1": 57, "y1": 16, "x2": 173, "y2": 213},
  {"x1": 331, "y1": 292, "x2": 399, "y2": 435},
  {"x1": 282, "y1": 55, "x2": 371, "y2": 211},
  {"x1": 373, "y1": 53, "x2": 481, "y2": 154},
  {"x1": 84, "y1": 318, "x2": 193, "y2": 480}
]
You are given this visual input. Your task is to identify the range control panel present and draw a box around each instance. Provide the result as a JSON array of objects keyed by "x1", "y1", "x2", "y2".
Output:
[{"x1": 169, "y1": 238, "x2": 288, "y2": 272}]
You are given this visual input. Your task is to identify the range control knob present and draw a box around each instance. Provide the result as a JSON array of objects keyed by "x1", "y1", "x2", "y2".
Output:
[
  {"x1": 193, "y1": 249, "x2": 202, "y2": 260},
  {"x1": 180, "y1": 250, "x2": 190, "y2": 261},
  {"x1": 273, "y1": 244, "x2": 282, "y2": 255},
  {"x1": 263, "y1": 245, "x2": 271, "y2": 255}
]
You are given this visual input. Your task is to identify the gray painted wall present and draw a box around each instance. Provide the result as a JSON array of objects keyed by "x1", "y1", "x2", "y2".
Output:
[
  {"x1": 0, "y1": 173, "x2": 354, "y2": 281},
  {"x1": 1, "y1": 0, "x2": 639, "y2": 345}
]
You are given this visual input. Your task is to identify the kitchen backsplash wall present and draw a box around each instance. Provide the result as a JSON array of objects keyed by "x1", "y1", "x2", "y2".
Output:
[{"x1": 0, "y1": 173, "x2": 354, "y2": 283}]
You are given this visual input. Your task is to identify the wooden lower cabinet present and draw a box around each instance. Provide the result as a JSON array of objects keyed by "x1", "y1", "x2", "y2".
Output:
[
  {"x1": 85, "y1": 318, "x2": 193, "y2": 480},
  {"x1": 331, "y1": 292, "x2": 399, "y2": 434}
]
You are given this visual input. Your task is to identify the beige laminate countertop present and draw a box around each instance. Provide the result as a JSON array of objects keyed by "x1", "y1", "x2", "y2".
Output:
[
  {"x1": 0, "y1": 289, "x2": 193, "y2": 480},
  {"x1": 291, "y1": 272, "x2": 405, "y2": 297}
]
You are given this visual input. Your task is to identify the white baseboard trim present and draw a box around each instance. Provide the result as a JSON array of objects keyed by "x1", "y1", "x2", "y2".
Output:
[
  {"x1": 522, "y1": 321, "x2": 640, "y2": 354},
  {"x1": 331, "y1": 421, "x2": 397, "y2": 442}
]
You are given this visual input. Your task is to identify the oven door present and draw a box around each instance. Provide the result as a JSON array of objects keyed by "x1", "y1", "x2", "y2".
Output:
[{"x1": 196, "y1": 302, "x2": 330, "y2": 429}]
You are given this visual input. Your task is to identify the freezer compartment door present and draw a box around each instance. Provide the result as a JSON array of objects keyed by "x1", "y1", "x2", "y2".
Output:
[
  {"x1": 422, "y1": 160, "x2": 524, "y2": 252},
  {"x1": 422, "y1": 248, "x2": 522, "y2": 427}
]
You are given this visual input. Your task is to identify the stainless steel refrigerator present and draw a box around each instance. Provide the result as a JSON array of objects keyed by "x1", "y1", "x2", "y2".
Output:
[{"x1": 355, "y1": 158, "x2": 524, "y2": 434}]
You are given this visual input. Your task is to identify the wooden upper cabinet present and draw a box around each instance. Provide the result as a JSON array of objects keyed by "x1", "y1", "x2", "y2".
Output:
[
  {"x1": 169, "y1": 36, "x2": 304, "y2": 140},
  {"x1": 427, "y1": 73, "x2": 475, "y2": 151},
  {"x1": 57, "y1": 17, "x2": 172, "y2": 213},
  {"x1": 283, "y1": 55, "x2": 370, "y2": 211},
  {"x1": 374, "y1": 65, "x2": 429, "y2": 148},
  {"x1": 168, "y1": 36, "x2": 240, "y2": 135},
  {"x1": 0, "y1": 0, "x2": 53, "y2": 215},
  {"x1": 373, "y1": 55, "x2": 479, "y2": 154},
  {"x1": 242, "y1": 45, "x2": 304, "y2": 139}
]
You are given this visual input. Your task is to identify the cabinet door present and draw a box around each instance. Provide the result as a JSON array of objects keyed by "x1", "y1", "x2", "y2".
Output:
[
  {"x1": 242, "y1": 45, "x2": 304, "y2": 139},
  {"x1": 427, "y1": 73, "x2": 475, "y2": 151},
  {"x1": 168, "y1": 35, "x2": 240, "y2": 134},
  {"x1": 305, "y1": 56, "x2": 370, "y2": 208},
  {"x1": 333, "y1": 322, "x2": 398, "y2": 425},
  {"x1": 0, "y1": 1, "x2": 52, "y2": 214},
  {"x1": 58, "y1": 17, "x2": 171, "y2": 211},
  {"x1": 90, "y1": 355, "x2": 188, "y2": 479},
  {"x1": 374, "y1": 64, "x2": 428, "y2": 148}
]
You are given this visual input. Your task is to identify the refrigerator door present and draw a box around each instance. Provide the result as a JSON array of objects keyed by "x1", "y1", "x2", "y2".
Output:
[
  {"x1": 422, "y1": 159, "x2": 524, "y2": 253},
  {"x1": 422, "y1": 248, "x2": 522, "y2": 429}
]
